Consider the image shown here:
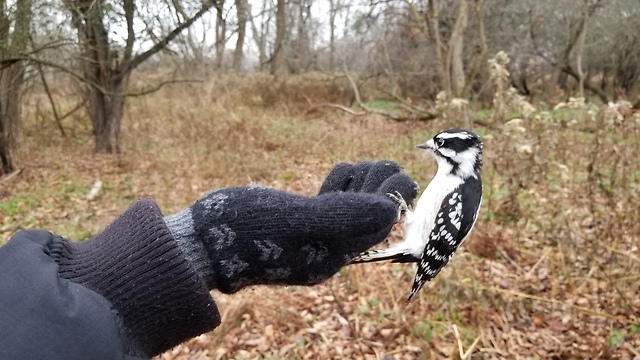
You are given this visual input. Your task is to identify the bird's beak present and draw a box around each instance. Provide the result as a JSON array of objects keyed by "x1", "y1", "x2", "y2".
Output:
[{"x1": 416, "y1": 139, "x2": 435, "y2": 150}]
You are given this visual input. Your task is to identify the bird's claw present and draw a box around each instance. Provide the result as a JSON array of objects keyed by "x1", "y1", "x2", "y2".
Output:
[{"x1": 386, "y1": 191, "x2": 408, "y2": 221}]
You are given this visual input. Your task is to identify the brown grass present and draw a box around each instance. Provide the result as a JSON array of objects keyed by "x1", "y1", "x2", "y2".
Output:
[{"x1": 2, "y1": 73, "x2": 640, "y2": 359}]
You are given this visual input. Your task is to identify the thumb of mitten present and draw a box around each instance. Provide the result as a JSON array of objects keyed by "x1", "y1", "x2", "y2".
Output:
[{"x1": 377, "y1": 173, "x2": 419, "y2": 206}]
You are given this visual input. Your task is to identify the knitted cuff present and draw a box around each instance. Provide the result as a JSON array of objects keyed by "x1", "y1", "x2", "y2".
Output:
[{"x1": 50, "y1": 199, "x2": 221, "y2": 358}]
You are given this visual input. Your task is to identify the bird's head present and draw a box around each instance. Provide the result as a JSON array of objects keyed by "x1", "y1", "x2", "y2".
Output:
[{"x1": 416, "y1": 128, "x2": 483, "y2": 179}]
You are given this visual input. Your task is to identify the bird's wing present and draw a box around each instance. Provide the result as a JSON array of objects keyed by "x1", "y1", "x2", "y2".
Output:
[
  {"x1": 350, "y1": 208, "x2": 418, "y2": 264},
  {"x1": 407, "y1": 179, "x2": 482, "y2": 302},
  {"x1": 350, "y1": 247, "x2": 417, "y2": 264}
]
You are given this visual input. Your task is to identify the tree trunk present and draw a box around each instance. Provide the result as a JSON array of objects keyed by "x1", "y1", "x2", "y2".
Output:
[
  {"x1": 68, "y1": 0, "x2": 125, "y2": 153},
  {"x1": 249, "y1": 0, "x2": 269, "y2": 71},
  {"x1": 462, "y1": 0, "x2": 487, "y2": 98},
  {"x1": 64, "y1": 0, "x2": 215, "y2": 153},
  {"x1": 556, "y1": 0, "x2": 602, "y2": 94},
  {"x1": 447, "y1": 0, "x2": 469, "y2": 98},
  {"x1": 271, "y1": 0, "x2": 287, "y2": 75},
  {"x1": 328, "y1": 0, "x2": 337, "y2": 70},
  {"x1": 0, "y1": 0, "x2": 32, "y2": 175},
  {"x1": 233, "y1": 0, "x2": 248, "y2": 72},
  {"x1": 291, "y1": 0, "x2": 308, "y2": 73},
  {"x1": 87, "y1": 78, "x2": 127, "y2": 153},
  {"x1": 0, "y1": 63, "x2": 23, "y2": 175},
  {"x1": 576, "y1": 0, "x2": 590, "y2": 98},
  {"x1": 215, "y1": 0, "x2": 226, "y2": 70},
  {"x1": 425, "y1": 0, "x2": 449, "y2": 96}
]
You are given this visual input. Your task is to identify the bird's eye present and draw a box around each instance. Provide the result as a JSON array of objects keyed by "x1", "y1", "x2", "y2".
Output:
[{"x1": 436, "y1": 138, "x2": 445, "y2": 147}]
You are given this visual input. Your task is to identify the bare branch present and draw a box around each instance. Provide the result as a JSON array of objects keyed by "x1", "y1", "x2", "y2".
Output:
[
  {"x1": 0, "y1": 169, "x2": 23, "y2": 185},
  {"x1": 35, "y1": 59, "x2": 66, "y2": 137},
  {"x1": 304, "y1": 103, "x2": 366, "y2": 117},
  {"x1": 29, "y1": 35, "x2": 66, "y2": 137},
  {"x1": 2, "y1": 55, "x2": 107, "y2": 92},
  {"x1": 377, "y1": 88, "x2": 437, "y2": 117},
  {"x1": 125, "y1": 78, "x2": 204, "y2": 97},
  {"x1": 123, "y1": 0, "x2": 135, "y2": 63},
  {"x1": 343, "y1": 70, "x2": 436, "y2": 122},
  {"x1": 124, "y1": 1, "x2": 217, "y2": 73},
  {"x1": 304, "y1": 73, "x2": 437, "y2": 122},
  {"x1": 0, "y1": 39, "x2": 76, "y2": 71},
  {"x1": 0, "y1": 225, "x2": 23, "y2": 233},
  {"x1": 561, "y1": 65, "x2": 608, "y2": 103}
]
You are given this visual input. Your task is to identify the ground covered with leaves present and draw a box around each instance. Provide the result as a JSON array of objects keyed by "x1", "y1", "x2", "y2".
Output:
[{"x1": 2, "y1": 77, "x2": 640, "y2": 359}]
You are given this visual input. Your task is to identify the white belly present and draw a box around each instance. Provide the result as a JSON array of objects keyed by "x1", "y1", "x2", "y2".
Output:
[{"x1": 402, "y1": 173, "x2": 463, "y2": 258}]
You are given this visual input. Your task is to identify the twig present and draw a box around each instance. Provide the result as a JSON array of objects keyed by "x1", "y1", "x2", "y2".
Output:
[
  {"x1": 302, "y1": 76, "x2": 437, "y2": 121},
  {"x1": 575, "y1": 265, "x2": 597, "y2": 293},
  {"x1": 377, "y1": 87, "x2": 437, "y2": 116},
  {"x1": 312, "y1": 129, "x2": 334, "y2": 150},
  {"x1": 483, "y1": 286, "x2": 622, "y2": 320},
  {"x1": 0, "y1": 169, "x2": 22, "y2": 185},
  {"x1": 616, "y1": 274, "x2": 640, "y2": 281},
  {"x1": 452, "y1": 324, "x2": 465, "y2": 358},
  {"x1": 452, "y1": 324, "x2": 481, "y2": 359},
  {"x1": 329, "y1": 282, "x2": 365, "y2": 359},
  {"x1": 524, "y1": 247, "x2": 551, "y2": 278},
  {"x1": 462, "y1": 336, "x2": 481, "y2": 359},
  {"x1": 373, "y1": 265, "x2": 399, "y2": 308},
  {"x1": 343, "y1": 70, "x2": 394, "y2": 118},
  {"x1": 343, "y1": 69, "x2": 437, "y2": 122},
  {"x1": 329, "y1": 284, "x2": 357, "y2": 338},
  {"x1": 29, "y1": 35, "x2": 66, "y2": 137},
  {"x1": 498, "y1": 246, "x2": 523, "y2": 274},
  {"x1": 543, "y1": 332, "x2": 563, "y2": 346},
  {"x1": 603, "y1": 245, "x2": 640, "y2": 263},
  {"x1": 125, "y1": 77, "x2": 204, "y2": 97},
  {"x1": 0, "y1": 225, "x2": 22, "y2": 233},
  {"x1": 58, "y1": 100, "x2": 86, "y2": 122},
  {"x1": 123, "y1": 0, "x2": 217, "y2": 73},
  {"x1": 304, "y1": 103, "x2": 366, "y2": 117},
  {"x1": 624, "y1": 342, "x2": 640, "y2": 357}
]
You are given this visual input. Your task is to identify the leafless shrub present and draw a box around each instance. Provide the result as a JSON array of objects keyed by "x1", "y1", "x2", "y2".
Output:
[{"x1": 434, "y1": 91, "x2": 471, "y2": 128}]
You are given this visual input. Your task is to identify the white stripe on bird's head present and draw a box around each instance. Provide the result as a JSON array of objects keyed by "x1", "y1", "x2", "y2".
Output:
[{"x1": 437, "y1": 130, "x2": 475, "y2": 140}]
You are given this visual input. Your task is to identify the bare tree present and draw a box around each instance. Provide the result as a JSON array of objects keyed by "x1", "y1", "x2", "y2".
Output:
[
  {"x1": 328, "y1": 0, "x2": 339, "y2": 70},
  {"x1": 556, "y1": 0, "x2": 602, "y2": 93},
  {"x1": 446, "y1": 0, "x2": 469, "y2": 97},
  {"x1": 169, "y1": 0, "x2": 210, "y2": 66},
  {"x1": 575, "y1": 0, "x2": 590, "y2": 98},
  {"x1": 420, "y1": 0, "x2": 482, "y2": 98},
  {"x1": 249, "y1": 0, "x2": 271, "y2": 70},
  {"x1": 62, "y1": 0, "x2": 216, "y2": 153},
  {"x1": 233, "y1": 0, "x2": 248, "y2": 72},
  {"x1": 271, "y1": 0, "x2": 286, "y2": 75},
  {"x1": 523, "y1": 0, "x2": 608, "y2": 102},
  {"x1": 0, "y1": 0, "x2": 32, "y2": 175},
  {"x1": 289, "y1": 0, "x2": 313, "y2": 73},
  {"x1": 214, "y1": 0, "x2": 226, "y2": 70}
]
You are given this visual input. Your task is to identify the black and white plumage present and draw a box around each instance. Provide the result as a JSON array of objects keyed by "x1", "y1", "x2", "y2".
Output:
[{"x1": 351, "y1": 129, "x2": 483, "y2": 302}]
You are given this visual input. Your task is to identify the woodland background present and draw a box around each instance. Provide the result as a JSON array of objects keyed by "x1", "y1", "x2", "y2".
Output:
[{"x1": 1, "y1": 0, "x2": 640, "y2": 358}]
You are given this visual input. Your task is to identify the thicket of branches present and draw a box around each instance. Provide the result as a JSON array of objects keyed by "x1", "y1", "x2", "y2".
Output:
[{"x1": 2, "y1": 0, "x2": 640, "y2": 175}]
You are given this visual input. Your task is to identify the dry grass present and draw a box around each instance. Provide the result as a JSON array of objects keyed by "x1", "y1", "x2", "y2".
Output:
[{"x1": 2, "y1": 71, "x2": 640, "y2": 359}]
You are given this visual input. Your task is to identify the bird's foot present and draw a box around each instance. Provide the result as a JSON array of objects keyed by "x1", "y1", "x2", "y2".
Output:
[{"x1": 386, "y1": 191, "x2": 408, "y2": 222}]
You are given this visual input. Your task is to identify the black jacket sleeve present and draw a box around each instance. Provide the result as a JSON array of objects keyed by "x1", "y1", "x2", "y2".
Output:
[{"x1": 0, "y1": 199, "x2": 221, "y2": 359}]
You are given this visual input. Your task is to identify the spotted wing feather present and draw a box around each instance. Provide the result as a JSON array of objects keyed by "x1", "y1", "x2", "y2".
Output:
[{"x1": 407, "y1": 178, "x2": 482, "y2": 302}]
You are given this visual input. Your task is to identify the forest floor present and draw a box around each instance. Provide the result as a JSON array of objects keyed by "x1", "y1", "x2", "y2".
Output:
[{"x1": 2, "y1": 79, "x2": 639, "y2": 359}]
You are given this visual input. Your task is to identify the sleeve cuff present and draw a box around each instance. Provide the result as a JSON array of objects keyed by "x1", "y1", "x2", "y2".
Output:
[{"x1": 50, "y1": 198, "x2": 221, "y2": 357}]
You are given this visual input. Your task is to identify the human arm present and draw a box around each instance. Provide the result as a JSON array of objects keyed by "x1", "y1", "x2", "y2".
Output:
[{"x1": 0, "y1": 160, "x2": 417, "y2": 359}]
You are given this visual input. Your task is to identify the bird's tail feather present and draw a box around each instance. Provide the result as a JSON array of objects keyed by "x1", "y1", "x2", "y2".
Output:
[{"x1": 350, "y1": 248, "x2": 417, "y2": 264}]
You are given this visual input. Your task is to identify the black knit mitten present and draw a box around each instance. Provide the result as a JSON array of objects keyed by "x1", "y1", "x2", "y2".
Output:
[{"x1": 164, "y1": 160, "x2": 418, "y2": 293}]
